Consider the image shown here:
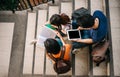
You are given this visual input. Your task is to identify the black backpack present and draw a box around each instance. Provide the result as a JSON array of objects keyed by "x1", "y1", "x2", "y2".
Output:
[
  {"x1": 72, "y1": 7, "x2": 90, "y2": 20},
  {"x1": 48, "y1": 46, "x2": 71, "y2": 74}
]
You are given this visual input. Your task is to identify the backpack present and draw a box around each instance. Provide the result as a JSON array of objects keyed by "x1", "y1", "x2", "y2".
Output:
[
  {"x1": 48, "y1": 46, "x2": 71, "y2": 74},
  {"x1": 72, "y1": 7, "x2": 90, "y2": 20},
  {"x1": 92, "y1": 40, "x2": 110, "y2": 66}
]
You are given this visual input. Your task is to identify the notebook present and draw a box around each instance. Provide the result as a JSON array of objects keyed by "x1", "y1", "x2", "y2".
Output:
[
  {"x1": 37, "y1": 26, "x2": 56, "y2": 46},
  {"x1": 67, "y1": 29, "x2": 81, "y2": 40}
]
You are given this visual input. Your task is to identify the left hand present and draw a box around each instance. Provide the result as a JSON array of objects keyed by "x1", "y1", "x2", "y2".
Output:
[
  {"x1": 54, "y1": 31, "x2": 62, "y2": 38},
  {"x1": 77, "y1": 26, "x2": 84, "y2": 30}
]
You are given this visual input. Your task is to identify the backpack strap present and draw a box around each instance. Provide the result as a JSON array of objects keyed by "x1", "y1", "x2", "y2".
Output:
[
  {"x1": 60, "y1": 46, "x2": 66, "y2": 59},
  {"x1": 47, "y1": 53, "x2": 56, "y2": 62}
]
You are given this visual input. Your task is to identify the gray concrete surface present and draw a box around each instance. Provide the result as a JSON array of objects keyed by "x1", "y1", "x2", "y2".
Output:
[{"x1": 0, "y1": 11, "x2": 27, "y2": 77}]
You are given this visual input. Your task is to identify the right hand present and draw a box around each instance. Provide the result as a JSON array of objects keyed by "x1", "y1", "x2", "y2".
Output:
[{"x1": 77, "y1": 26, "x2": 84, "y2": 30}]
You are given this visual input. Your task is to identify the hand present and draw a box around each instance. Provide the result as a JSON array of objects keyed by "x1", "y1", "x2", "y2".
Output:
[
  {"x1": 54, "y1": 31, "x2": 62, "y2": 38},
  {"x1": 77, "y1": 26, "x2": 84, "y2": 30},
  {"x1": 30, "y1": 39, "x2": 37, "y2": 45},
  {"x1": 54, "y1": 31, "x2": 66, "y2": 45}
]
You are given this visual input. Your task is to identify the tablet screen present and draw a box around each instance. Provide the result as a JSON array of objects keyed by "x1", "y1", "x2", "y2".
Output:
[{"x1": 67, "y1": 29, "x2": 81, "y2": 40}]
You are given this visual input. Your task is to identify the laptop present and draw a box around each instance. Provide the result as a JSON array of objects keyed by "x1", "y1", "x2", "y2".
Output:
[{"x1": 67, "y1": 29, "x2": 81, "y2": 40}]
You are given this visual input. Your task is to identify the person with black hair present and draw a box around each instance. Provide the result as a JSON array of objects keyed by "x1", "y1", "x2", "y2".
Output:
[
  {"x1": 44, "y1": 38, "x2": 60, "y2": 54},
  {"x1": 44, "y1": 31, "x2": 72, "y2": 63},
  {"x1": 71, "y1": 10, "x2": 108, "y2": 54},
  {"x1": 72, "y1": 7, "x2": 90, "y2": 29},
  {"x1": 31, "y1": 14, "x2": 67, "y2": 46},
  {"x1": 46, "y1": 14, "x2": 63, "y2": 31}
]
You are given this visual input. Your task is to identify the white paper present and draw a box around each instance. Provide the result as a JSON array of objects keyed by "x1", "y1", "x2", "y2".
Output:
[{"x1": 36, "y1": 26, "x2": 56, "y2": 47}]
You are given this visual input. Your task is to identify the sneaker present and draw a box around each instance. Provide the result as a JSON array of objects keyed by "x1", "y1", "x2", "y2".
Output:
[
  {"x1": 72, "y1": 49, "x2": 80, "y2": 54},
  {"x1": 30, "y1": 40, "x2": 37, "y2": 45}
]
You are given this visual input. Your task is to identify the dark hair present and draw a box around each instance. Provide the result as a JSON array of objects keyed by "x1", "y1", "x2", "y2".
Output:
[
  {"x1": 50, "y1": 14, "x2": 62, "y2": 30},
  {"x1": 44, "y1": 38, "x2": 60, "y2": 54},
  {"x1": 60, "y1": 13, "x2": 70, "y2": 25},
  {"x1": 77, "y1": 14, "x2": 95, "y2": 28}
]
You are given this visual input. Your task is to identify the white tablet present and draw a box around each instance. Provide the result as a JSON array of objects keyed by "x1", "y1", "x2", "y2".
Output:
[{"x1": 67, "y1": 29, "x2": 81, "y2": 40}]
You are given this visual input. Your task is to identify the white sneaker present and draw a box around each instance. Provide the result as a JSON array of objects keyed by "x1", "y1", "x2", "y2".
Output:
[
  {"x1": 72, "y1": 49, "x2": 80, "y2": 54},
  {"x1": 30, "y1": 40, "x2": 37, "y2": 45}
]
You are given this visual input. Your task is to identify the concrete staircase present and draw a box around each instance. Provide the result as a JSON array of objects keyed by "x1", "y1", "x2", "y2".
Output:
[
  {"x1": 22, "y1": 0, "x2": 112, "y2": 77},
  {"x1": 0, "y1": 0, "x2": 120, "y2": 77}
]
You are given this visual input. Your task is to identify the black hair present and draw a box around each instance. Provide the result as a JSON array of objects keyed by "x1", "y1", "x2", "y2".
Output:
[
  {"x1": 50, "y1": 14, "x2": 62, "y2": 30},
  {"x1": 77, "y1": 14, "x2": 95, "y2": 28},
  {"x1": 44, "y1": 38, "x2": 60, "y2": 54}
]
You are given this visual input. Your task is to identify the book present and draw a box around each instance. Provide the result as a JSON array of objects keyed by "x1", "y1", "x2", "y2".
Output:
[{"x1": 36, "y1": 26, "x2": 56, "y2": 47}]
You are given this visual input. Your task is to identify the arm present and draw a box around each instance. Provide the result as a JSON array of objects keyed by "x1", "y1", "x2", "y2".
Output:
[
  {"x1": 77, "y1": 26, "x2": 91, "y2": 30},
  {"x1": 71, "y1": 38, "x2": 93, "y2": 44},
  {"x1": 61, "y1": 29, "x2": 67, "y2": 34},
  {"x1": 55, "y1": 31, "x2": 66, "y2": 45}
]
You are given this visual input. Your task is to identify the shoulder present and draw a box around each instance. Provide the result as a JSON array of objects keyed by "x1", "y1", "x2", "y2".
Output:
[
  {"x1": 93, "y1": 10, "x2": 107, "y2": 22},
  {"x1": 64, "y1": 44, "x2": 72, "y2": 53},
  {"x1": 93, "y1": 10, "x2": 104, "y2": 15},
  {"x1": 93, "y1": 10, "x2": 105, "y2": 18},
  {"x1": 64, "y1": 44, "x2": 72, "y2": 48}
]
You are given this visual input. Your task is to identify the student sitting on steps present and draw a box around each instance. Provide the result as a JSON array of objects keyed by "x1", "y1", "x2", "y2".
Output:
[
  {"x1": 44, "y1": 31, "x2": 72, "y2": 64},
  {"x1": 31, "y1": 13, "x2": 71, "y2": 47},
  {"x1": 71, "y1": 9, "x2": 108, "y2": 54}
]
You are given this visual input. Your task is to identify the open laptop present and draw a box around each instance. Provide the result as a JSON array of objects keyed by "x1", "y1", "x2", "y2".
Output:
[{"x1": 67, "y1": 29, "x2": 81, "y2": 40}]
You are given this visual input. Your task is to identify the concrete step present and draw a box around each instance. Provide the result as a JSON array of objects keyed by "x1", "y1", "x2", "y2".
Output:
[
  {"x1": 74, "y1": 47, "x2": 89, "y2": 76},
  {"x1": 61, "y1": 1, "x2": 72, "y2": 17},
  {"x1": 109, "y1": 0, "x2": 120, "y2": 76},
  {"x1": 90, "y1": 0, "x2": 106, "y2": 14},
  {"x1": 0, "y1": 23, "x2": 14, "y2": 77},
  {"x1": 48, "y1": 5, "x2": 59, "y2": 20},
  {"x1": 34, "y1": 9, "x2": 47, "y2": 74},
  {"x1": 74, "y1": 0, "x2": 88, "y2": 10},
  {"x1": 90, "y1": 0, "x2": 107, "y2": 76},
  {"x1": 23, "y1": 11, "x2": 37, "y2": 74}
]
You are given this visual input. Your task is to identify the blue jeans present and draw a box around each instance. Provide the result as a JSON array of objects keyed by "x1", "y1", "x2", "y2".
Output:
[{"x1": 72, "y1": 42, "x2": 88, "y2": 49}]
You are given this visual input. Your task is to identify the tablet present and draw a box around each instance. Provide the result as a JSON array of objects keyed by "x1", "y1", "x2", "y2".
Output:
[{"x1": 67, "y1": 29, "x2": 81, "y2": 40}]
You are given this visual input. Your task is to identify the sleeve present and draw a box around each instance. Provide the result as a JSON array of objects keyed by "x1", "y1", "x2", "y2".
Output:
[
  {"x1": 90, "y1": 29, "x2": 98, "y2": 43},
  {"x1": 93, "y1": 10, "x2": 107, "y2": 22},
  {"x1": 93, "y1": 10, "x2": 108, "y2": 42}
]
